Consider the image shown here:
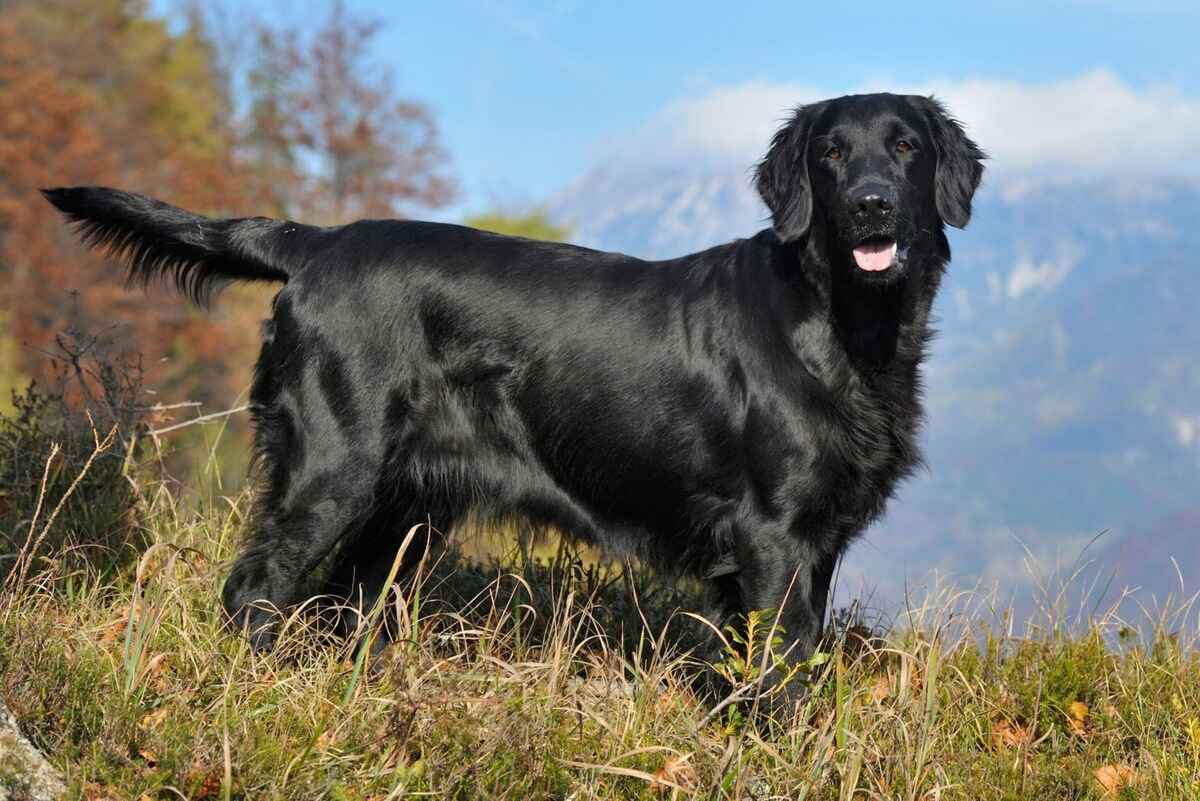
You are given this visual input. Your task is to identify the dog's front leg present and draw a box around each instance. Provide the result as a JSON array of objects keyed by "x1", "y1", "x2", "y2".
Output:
[{"x1": 709, "y1": 531, "x2": 838, "y2": 718}]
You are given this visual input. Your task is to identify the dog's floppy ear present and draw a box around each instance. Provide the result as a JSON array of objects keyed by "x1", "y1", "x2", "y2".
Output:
[
  {"x1": 915, "y1": 96, "x2": 986, "y2": 229},
  {"x1": 755, "y1": 103, "x2": 821, "y2": 243}
]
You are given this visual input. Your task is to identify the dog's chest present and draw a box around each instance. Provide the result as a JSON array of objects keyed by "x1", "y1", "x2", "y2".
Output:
[
  {"x1": 825, "y1": 371, "x2": 921, "y2": 525},
  {"x1": 745, "y1": 365, "x2": 922, "y2": 533},
  {"x1": 845, "y1": 373, "x2": 919, "y2": 468}
]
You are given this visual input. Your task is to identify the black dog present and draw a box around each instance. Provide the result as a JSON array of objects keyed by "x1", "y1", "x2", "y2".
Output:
[{"x1": 45, "y1": 92, "x2": 983, "y2": 701}]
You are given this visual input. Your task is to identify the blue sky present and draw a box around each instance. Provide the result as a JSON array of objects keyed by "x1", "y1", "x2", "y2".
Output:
[{"x1": 330, "y1": 1, "x2": 1200, "y2": 217}]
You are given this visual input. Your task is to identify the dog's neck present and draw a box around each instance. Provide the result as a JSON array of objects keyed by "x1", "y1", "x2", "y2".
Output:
[
  {"x1": 773, "y1": 232, "x2": 944, "y2": 391},
  {"x1": 830, "y1": 278, "x2": 904, "y2": 365}
]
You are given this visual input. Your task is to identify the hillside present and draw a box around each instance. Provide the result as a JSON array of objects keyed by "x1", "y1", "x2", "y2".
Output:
[{"x1": 1, "y1": 469, "x2": 1197, "y2": 799}]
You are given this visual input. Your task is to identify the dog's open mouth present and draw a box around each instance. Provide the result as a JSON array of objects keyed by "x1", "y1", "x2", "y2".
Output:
[{"x1": 851, "y1": 236, "x2": 897, "y2": 272}]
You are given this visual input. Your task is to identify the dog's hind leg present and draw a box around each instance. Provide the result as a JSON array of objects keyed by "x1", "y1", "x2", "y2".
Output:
[{"x1": 319, "y1": 494, "x2": 460, "y2": 646}]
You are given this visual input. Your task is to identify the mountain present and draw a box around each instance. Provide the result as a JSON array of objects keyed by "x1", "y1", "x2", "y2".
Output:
[
  {"x1": 551, "y1": 168, "x2": 1200, "y2": 610},
  {"x1": 553, "y1": 164, "x2": 767, "y2": 260}
]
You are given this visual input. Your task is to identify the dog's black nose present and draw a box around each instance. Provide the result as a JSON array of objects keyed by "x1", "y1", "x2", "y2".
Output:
[{"x1": 849, "y1": 185, "x2": 895, "y2": 220}]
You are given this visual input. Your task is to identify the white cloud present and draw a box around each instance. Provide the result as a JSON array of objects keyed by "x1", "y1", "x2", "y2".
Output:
[
  {"x1": 922, "y1": 71, "x2": 1200, "y2": 183},
  {"x1": 609, "y1": 70, "x2": 1200, "y2": 186},
  {"x1": 1173, "y1": 415, "x2": 1200, "y2": 448},
  {"x1": 608, "y1": 80, "x2": 829, "y2": 168},
  {"x1": 1007, "y1": 240, "x2": 1084, "y2": 299}
]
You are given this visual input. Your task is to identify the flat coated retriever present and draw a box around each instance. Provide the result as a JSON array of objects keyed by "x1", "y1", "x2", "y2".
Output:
[{"x1": 45, "y1": 92, "x2": 983, "y2": 706}]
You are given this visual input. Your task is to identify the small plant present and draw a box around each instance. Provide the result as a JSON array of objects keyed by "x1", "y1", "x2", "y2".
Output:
[
  {"x1": 0, "y1": 319, "x2": 147, "y2": 585},
  {"x1": 710, "y1": 609, "x2": 831, "y2": 733}
]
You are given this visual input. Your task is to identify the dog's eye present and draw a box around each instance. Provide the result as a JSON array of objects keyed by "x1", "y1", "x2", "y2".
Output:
[
  {"x1": 825, "y1": 146, "x2": 842, "y2": 161},
  {"x1": 896, "y1": 140, "x2": 913, "y2": 154}
]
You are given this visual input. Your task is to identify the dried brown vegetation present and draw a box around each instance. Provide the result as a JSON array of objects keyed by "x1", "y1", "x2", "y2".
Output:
[{"x1": 1, "y1": 417, "x2": 1197, "y2": 799}]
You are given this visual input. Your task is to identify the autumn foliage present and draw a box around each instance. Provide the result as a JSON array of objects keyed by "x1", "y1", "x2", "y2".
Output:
[
  {"x1": 244, "y1": 2, "x2": 455, "y2": 223},
  {"x1": 0, "y1": 0, "x2": 454, "y2": 404}
]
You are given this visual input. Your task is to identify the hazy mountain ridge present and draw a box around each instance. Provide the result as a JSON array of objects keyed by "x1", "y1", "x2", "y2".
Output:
[{"x1": 550, "y1": 168, "x2": 1200, "y2": 601}]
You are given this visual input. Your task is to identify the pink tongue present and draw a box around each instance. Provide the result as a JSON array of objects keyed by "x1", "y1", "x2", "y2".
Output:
[{"x1": 852, "y1": 240, "x2": 896, "y2": 271}]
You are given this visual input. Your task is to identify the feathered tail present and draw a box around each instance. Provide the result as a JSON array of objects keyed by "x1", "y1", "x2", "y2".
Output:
[{"x1": 43, "y1": 186, "x2": 306, "y2": 305}]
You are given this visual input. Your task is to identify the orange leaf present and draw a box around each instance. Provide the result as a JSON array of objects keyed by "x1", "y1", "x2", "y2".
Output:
[
  {"x1": 190, "y1": 769, "x2": 223, "y2": 800},
  {"x1": 871, "y1": 673, "x2": 892, "y2": 704},
  {"x1": 1094, "y1": 764, "x2": 1136, "y2": 795},
  {"x1": 990, "y1": 720, "x2": 1031, "y2": 751},
  {"x1": 82, "y1": 782, "x2": 117, "y2": 801},
  {"x1": 651, "y1": 753, "x2": 696, "y2": 794},
  {"x1": 142, "y1": 652, "x2": 170, "y2": 687},
  {"x1": 1067, "y1": 701, "x2": 1089, "y2": 736},
  {"x1": 139, "y1": 705, "x2": 170, "y2": 731}
]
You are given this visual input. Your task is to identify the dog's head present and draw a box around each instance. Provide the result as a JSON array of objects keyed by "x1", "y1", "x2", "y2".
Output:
[{"x1": 756, "y1": 93, "x2": 985, "y2": 285}]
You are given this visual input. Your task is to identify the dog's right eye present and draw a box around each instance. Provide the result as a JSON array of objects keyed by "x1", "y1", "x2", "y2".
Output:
[{"x1": 825, "y1": 146, "x2": 842, "y2": 161}]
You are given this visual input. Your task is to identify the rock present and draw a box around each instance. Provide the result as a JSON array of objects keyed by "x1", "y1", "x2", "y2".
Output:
[{"x1": 0, "y1": 701, "x2": 65, "y2": 801}]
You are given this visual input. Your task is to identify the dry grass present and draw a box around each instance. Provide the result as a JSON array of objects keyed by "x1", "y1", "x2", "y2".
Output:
[{"x1": 2, "y1": 433, "x2": 1199, "y2": 800}]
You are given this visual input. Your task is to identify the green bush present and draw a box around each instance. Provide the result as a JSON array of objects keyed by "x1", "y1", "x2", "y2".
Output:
[{"x1": 0, "y1": 327, "x2": 147, "y2": 586}]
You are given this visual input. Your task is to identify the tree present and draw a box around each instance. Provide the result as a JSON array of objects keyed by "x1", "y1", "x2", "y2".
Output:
[
  {"x1": 245, "y1": 1, "x2": 455, "y2": 224},
  {"x1": 0, "y1": 0, "x2": 243, "y2": 402},
  {"x1": 0, "y1": 0, "x2": 457, "y2": 408},
  {"x1": 464, "y1": 211, "x2": 571, "y2": 242}
]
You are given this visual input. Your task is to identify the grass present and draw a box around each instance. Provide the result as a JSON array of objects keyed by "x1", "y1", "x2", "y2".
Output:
[{"x1": 2, "y1": 434, "x2": 1199, "y2": 799}]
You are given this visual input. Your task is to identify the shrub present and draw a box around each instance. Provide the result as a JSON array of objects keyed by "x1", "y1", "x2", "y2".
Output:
[{"x1": 0, "y1": 323, "x2": 147, "y2": 586}]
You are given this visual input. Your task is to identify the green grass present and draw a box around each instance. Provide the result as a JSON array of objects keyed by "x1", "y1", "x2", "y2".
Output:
[{"x1": 2, "y1": 437, "x2": 1199, "y2": 799}]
